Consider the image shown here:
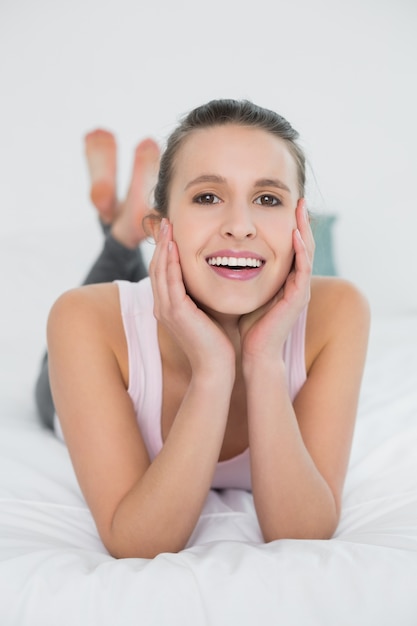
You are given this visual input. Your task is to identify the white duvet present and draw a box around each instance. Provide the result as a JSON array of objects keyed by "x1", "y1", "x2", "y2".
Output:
[{"x1": 0, "y1": 231, "x2": 416, "y2": 625}]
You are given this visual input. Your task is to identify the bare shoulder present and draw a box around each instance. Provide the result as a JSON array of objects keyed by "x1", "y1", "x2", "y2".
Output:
[
  {"x1": 47, "y1": 282, "x2": 128, "y2": 384},
  {"x1": 305, "y1": 277, "x2": 370, "y2": 371},
  {"x1": 48, "y1": 282, "x2": 122, "y2": 343},
  {"x1": 48, "y1": 282, "x2": 120, "y2": 323},
  {"x1": 309, "y1": 276, "x2": 370, "y2": 321}
]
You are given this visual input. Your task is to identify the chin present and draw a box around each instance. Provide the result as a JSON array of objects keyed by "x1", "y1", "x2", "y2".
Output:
[
  {"x1": 189, "y1": 290, "x2": 268, "y2": 318},
  {"x1": 184, "y1": 271, "x2": 286, "y2": 318}
]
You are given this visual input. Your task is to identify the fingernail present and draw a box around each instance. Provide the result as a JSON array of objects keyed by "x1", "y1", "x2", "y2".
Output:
[
  {"x1": 302, "y1": 199, "x2": 307, "y2": 215},
  {"x1": 161, "y1": 218, "x2": 168, "y2": 235}
]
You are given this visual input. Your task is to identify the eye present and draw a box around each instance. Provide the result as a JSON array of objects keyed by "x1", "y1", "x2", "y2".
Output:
[
  {"x1": 193, "y1": 193, "x2": 221, "y2": 205},
  {"x1": 254, "y1": 194, "x2": 281, "y2": 207}
]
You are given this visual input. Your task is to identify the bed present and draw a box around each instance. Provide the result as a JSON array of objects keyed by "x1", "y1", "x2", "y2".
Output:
[{"x1": 1, "y1": 225, "x2": 417, "y2": 626}]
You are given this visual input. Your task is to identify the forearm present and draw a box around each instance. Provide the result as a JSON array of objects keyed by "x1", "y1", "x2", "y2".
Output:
[
  {"x1": 246, "y1": 361, "x2": 339, "y2": 542},
  {"x1": 108, "y1": 374, "x2": 233, "y2": 558}
]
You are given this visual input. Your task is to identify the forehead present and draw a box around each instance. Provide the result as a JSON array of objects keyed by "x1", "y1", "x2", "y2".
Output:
[{"x1": 173, "y1": 124, "x2": 299, "y2": 190}]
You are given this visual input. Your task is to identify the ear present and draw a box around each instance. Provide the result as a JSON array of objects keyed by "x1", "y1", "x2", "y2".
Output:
[{"x1": 143, "y1": 212, "x2": 163, "y2": 243}]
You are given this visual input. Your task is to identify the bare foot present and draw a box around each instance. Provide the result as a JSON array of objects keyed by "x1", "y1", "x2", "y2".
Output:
[
  {"x1": 111, "y1": 138, "x2": 160, "y2": 249},
  {"x1": 85, "y1": 129, "x2": 117, "y2": 224}
]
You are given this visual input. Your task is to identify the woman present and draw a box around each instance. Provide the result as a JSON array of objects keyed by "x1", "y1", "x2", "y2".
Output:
[{"x1": 42, "y1": 99, "x2": 370, "y2": 559}]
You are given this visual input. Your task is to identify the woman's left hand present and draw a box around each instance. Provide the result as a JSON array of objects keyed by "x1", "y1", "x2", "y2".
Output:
[{"x1": 239, "y1": 199, "x2": 315, "y2": 365}]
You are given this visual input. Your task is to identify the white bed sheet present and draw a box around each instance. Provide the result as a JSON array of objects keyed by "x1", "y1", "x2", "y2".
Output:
[{"x1": 0, "y1": 230, "x2": 417, "y2": 625}]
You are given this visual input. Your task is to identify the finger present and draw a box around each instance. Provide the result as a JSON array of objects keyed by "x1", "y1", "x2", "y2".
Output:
[
  {"x1": 291, "y1": 229, "x2": 312, "y2": 305},
  {"x1": 149, "y1": 217, "x2": 167, "y2": 270},
  {"x1": 293, "y1": 228, "x2": 312, "y2": 273},
  {"x1": 154, "y1": 222, "x2": 192, "y2": 326},
  {"x1": 148, "y1": 218, "x2": 168, "y2": 284},
  {"x1": 296, "y1": 198, "x2": 315, "y2": 261},
  {"x1": 165, "y1": 237, "x2": 188, "y2": 310},
  {"x1": 149, "y1": 218, "x2": 171, "y2": 316},
  {"x1": 299, "y1": 199, "x2": 315, "y2": 254}
]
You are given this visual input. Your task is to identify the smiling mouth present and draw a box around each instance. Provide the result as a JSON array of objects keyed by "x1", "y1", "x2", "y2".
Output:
[{"x1": 207, "y1": 256, "x2": 264, "y2": 269}]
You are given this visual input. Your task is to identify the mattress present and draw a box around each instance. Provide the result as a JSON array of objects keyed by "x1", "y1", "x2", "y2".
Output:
[{"x1": 0, "y1": 230, "x2": 416, "y2": 625}]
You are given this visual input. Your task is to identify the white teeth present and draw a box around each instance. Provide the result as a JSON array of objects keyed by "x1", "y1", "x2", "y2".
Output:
[{"x1": 207, "y1": 256, "x2": 262, "y2": 268}]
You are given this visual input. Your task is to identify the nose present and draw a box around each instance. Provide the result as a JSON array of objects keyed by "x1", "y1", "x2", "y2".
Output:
[{"x1": 220, "y1": 203, "x2": 256, "y2": 240}]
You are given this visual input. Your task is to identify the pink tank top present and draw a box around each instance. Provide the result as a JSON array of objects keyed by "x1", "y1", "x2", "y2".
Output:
[{"x1": 116, "y1": 278, "x2": 307, "y2": 491}]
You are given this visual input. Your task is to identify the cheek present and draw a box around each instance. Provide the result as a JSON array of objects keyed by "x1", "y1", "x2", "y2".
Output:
[
  {"x1": 267, "y1": 216, "x2": 295, "y2": 254},
  {"x1": 266, "y1": 221, "x2": 296, "y2": 282},
  {"x1": 171, "y1": 223, "x2": 191, "y2": 260},
  {"x1": 284, "y1": 233, "x2": 296, "y2": 271},
  {"x1": 171, "y1": 212, "x2": 208, "y2": 261},
  {"x1": 172, "y1": 230, "x2": 201, "y2": 286}
]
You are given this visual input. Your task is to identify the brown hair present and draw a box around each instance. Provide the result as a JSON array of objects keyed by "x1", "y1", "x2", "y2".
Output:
[{"x1": 153, "y1": 99, "x2": 305, "y2": 217}]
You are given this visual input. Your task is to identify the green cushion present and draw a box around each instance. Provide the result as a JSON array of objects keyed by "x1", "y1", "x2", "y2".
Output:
[{"x1": 311, "y1": 214, "x2": 338, "y2": 276}]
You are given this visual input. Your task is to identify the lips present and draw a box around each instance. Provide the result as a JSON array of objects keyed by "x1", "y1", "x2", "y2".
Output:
[{"x1": 206, "y1": 250, "x2": 265, "y2": 280}]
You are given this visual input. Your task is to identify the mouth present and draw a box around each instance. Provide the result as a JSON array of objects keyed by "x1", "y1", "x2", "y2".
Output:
[
  {"x1": 205, "y1": 252, "x2": 265, "y2": 280},
  {"x1": 207, "y1": 255, "x2": 264, "y2": 269}
]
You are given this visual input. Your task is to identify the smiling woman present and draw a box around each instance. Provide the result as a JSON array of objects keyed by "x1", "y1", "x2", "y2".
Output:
[
  {"x1": 161, "y1": 121, "x2": 302, "y2": 318},
  {"x1": 35, "y1": 99, "x2": 370, "y2": 559}
]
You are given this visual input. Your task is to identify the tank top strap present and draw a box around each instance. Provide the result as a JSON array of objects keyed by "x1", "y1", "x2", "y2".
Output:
[{"x1": 282, "y1": 306, "x2": 308, "y2": 401}]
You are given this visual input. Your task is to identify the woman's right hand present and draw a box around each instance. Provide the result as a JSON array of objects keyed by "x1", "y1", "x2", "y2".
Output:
[{"x1": 149, "y1": 219, "x2": 236, "y2": 378}]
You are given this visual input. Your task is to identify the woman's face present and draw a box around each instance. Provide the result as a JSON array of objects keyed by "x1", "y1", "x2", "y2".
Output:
[{"x1": 167, "y1": 124, "x2": 300, "y2": 318}]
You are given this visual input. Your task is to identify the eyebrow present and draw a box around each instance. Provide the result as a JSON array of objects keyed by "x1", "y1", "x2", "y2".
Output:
[
  {"x1": 253, "y1": 178, "x2": 291, "y2": 193},
  {"x1": 184, "y1": 174, "x2": 226, "y2": 190},
  {"x1": 184, "y1": 174, "x2": 290, "y2": 193}
]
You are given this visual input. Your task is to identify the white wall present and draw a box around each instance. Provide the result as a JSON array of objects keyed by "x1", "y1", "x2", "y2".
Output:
[{"x1": 1, "y1": 0, "x2": 416, "y2": 316}]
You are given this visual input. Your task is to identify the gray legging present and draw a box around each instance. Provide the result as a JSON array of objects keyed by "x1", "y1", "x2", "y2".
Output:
[{"x1": 34, "y1": 230, "x2": 148, "y2": 429}]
